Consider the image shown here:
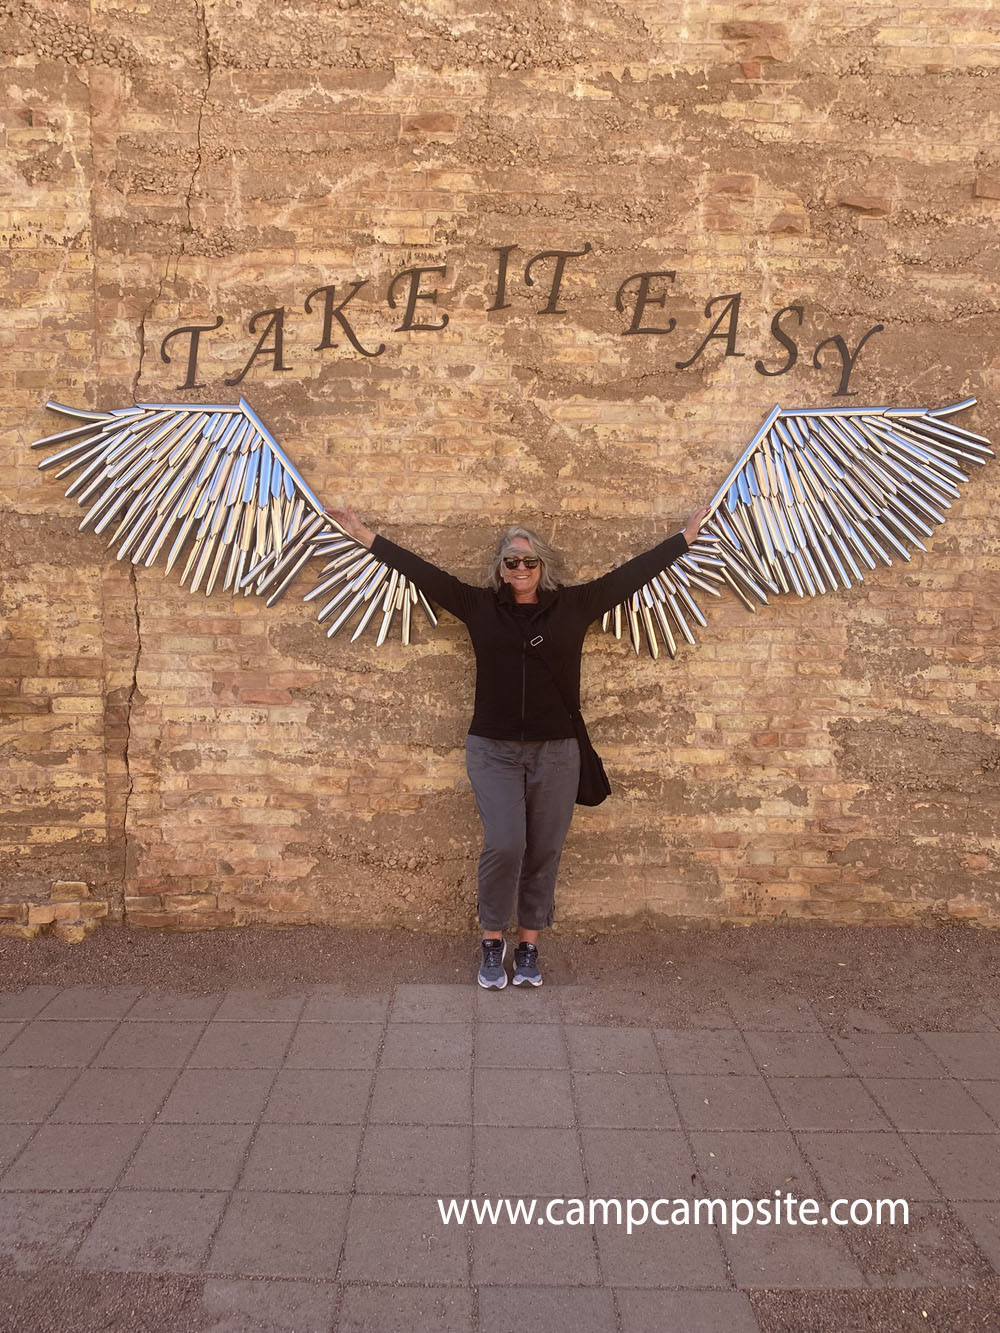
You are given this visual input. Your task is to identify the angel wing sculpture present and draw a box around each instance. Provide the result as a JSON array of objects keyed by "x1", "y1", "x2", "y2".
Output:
[
  {"x1": 29, "y1": 399, "x2": 437, "y2": 645},
  {"x1": 30, "y1": 397, "x2": 992, "y2": 656}
]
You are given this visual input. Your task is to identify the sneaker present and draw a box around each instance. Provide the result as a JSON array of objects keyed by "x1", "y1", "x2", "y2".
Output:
[
  {"x1": 512, "y1": 941, "x2": 542, "y2": 987},
  {"x1": 478, "y1": 937, "x2": 507, "y2": 989}
]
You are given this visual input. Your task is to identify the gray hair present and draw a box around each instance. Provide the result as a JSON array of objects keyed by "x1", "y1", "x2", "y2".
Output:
[{"x1": 487, "y1": 524, "x2": 564, "y2": 593}]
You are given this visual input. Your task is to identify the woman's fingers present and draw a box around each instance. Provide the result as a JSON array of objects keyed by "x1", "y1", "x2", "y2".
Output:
[
  {"x1": 324, "y1": 505, "x2": 375, "y2": 549},
  {"x1": 682, "y1": 503, "x2": 712, "y2": 545}
]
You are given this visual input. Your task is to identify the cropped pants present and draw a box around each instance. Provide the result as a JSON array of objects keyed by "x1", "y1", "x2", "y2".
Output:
[{"x1": 464, "y1": 735, "x2": 581, "y2": 932}]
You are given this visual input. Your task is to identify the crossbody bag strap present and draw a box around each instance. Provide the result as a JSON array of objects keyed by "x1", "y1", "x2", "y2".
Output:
[{"x1": 513, "y1": 620, "x2": 582, "y2": 724}]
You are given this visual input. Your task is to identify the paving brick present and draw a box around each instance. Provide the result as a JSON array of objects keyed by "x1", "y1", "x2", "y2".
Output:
[
  {"x1": 574, "y1": 1072, "x2": 679, "y2": 1129},
  {"x1": 594, "y1": 1216, "x2": 729, "y2": 1289},
  {"x1": 76, "y1": 1189, "x2": 228, "y2": 1273},
  {"x1": 39, "y1": 987, "x2": 143, "y2": 1020},
  {"x1": 0, "y1": 1124, "x2": 31, "y2": 1174},
  {"x1": 581, "y1": 1128, "x2": 696, "y2": 1197},
  {"x1": 964, "y1": 1081, "x2": 1000, "y2": 1129},
  {"x1": 905, "y1": 1134, "x2": 1000, "y2": 1200},
  {"x1": 565, "y1": 1026, "x2": 661, "y2": 1073},
  {"x1": 368, "y1": 1068, "x2": 471, "y2": 1125},
  {"x1": 654, "y1": 1029, "x2": 756, "y2": 1075},
  {"x1": 475, "y1": 1022, "x2": 567, "y2": 1069},
  {"x1": 918, "y1": 1032, "x2": 1000, "y2": 1081},
  {"x1": 842, "y1": 1201, "x2": 995, "y2": 1288},
  {"x1": 798, "y1": 1131, "x2": 941, "y2": 1202},
  {"x1": 768, "y1": 1076, "x2": 892, "y2": 1131},
  {"x1": 0, "y1": 1020, "x2": 117, "y2": 1067},
  {"x1": 49, "y1": 1067, "x2": 177, "y2": 1123},
  {"x1": 263, "y1": 1069, "x2": 374, "y2": 1124},
  {"x1": 337, "y1": 1285, "x2": 471, "y2": 1331},
  {"x1": 93, "y1": 1021, "x2": 204, "y2": 1068},
  {"x1": 472, "y1": 1197, "x2": 601, "y2": 1286},
  {"x1": 0, "y1": 1191, "x2": 106, "y2": 1270},
  {"x1": 477, "y1": 987, "x2": 562, "y2": 1023},
  {"x1": 744, "y1": 1030, "x2": 850, "y2": 1077},
  {"x1": 614, "y1": 1289, "x2": 759, "y2": 1332},
  {"x1": 670, "y1": 1075, "x2": 784, "y2": 1131},
  {"x1": 825, "y1": 1008, "x2": 899, "y2": 1034},
  {"x1": 1, "y1": 1122, "x2": 145, "y2": 1190},
  {"x1": 474, "y1": 1068, "x2": 574, "y2": 1126},
  {"x1": 156, "y1": 1068, "x2": 274, "y2": 1123},
  {"x1": 125, "y1": 991, "x2": 223, "y2": 1022},
  {"x1": 721, "y1": 1224, "x2": 867, "y2": 1289},
  {"x1": 212, "y1": 990, "x2": 308, "y2": 1022},
  {"x1": 0, "y1": 1067, "x2": 79, "y2": 1121},
  {"x1": 239, "y1": 1122, "x2": 363, "y2": 1192},
  {"x1": 201, "y1": 1278, "x2": 339, "y2": 1331},
  {"x1": 208, "y1": 1191, "x2": 350, "y2": 1278},
  {"x1": 690, "y1": 1130, "x2": 819, "y2": 1199},
  {"x1": 474, "y1": 1126, "x2": 585, "y2": 1195},
  {"x1": 285, "y1": 1023, "x2": 383, "y2": 1069},
  {"x1": 865, "y1": 1079, "x2": 996, "y2": 1134},
  {"x1": 300, "y1": 987, "x2": 390, "y2": 1023},
  {"x1": 0, "y1": 1024, "x2": 23, "y2": 1055},
  {"x1": 390, "y1": 983, "x2": 473, "y2": 1023},
  {"x1": 357, "y1": 1124, "x2": 471, "y2": 1194},
  {"x1": 726, "y1": 997, "x2": 822, "y2": 1031},
  {"x1": 122, "y1": 1122, "x2": 254, "y2": 1190},
  {"x1": 380, "y1": 1023, "x2": 471, "y2": 1070},
  {"x1": 342, "y1": 1195, "x2": 468, "y2": 1284},
  {"x1": 952, "y1": 1202, "x2": 1000, "y2": 1271},
  {"x1": 478, "y1": 1285, "x2": 615, "y2": 1332},
  {"x1": 557, "y1": 986, "x2": 736, "y2": 1032},
  {"x1": 0, "y1": 989, "x2": 59, "y2": 1022},
  {"x1": 833, "y1": 1033, "x2": 949, "y2": 1079},
  {"x1": 187, "y1": 1020, "x2": 296, "y2": 1068}
]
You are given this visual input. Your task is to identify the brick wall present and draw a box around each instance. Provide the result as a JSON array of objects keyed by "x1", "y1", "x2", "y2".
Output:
[{"x1": 2, "y1": 1, "x2": 998, "y2": 936}]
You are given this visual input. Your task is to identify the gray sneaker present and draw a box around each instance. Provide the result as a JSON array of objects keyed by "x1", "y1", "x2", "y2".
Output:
[
  {"x1": 478, "y1": 937, "x2": 507, "y2": 989},
  {"x1": 512, "y1": 942, "x2": 542, "y2": 987}
]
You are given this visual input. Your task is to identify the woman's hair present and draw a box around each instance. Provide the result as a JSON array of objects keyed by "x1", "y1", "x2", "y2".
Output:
[{"x1": 487, "y1": 524, "x2": 565, "y2": 592}]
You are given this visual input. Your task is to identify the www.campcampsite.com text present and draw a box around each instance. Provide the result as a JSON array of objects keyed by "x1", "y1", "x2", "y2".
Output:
[{"x1": 438, "y1": 1192, "x2": 909, "y2": 1236}]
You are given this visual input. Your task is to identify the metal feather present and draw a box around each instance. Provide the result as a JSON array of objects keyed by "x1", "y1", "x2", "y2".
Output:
[
  {"x1": 601, "y1": 400, "x2": 992, "y2": 657},
  {"x1": 30, "y1": 399, "x2": 434, "y2": 644}
]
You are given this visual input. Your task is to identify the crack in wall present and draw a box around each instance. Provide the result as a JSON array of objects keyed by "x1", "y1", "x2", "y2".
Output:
[
  {"x1": 122, "y1": 564, "x2": 142, "y2": 911},
  {"x1": 132, "y1": 0, "x2": 214, "y2": 401},
  {"x1": 187, "y1": 0, "x2": 214, "y2": 236}
]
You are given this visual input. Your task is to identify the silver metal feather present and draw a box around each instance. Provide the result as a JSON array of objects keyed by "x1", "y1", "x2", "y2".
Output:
[
  {"x1": 602, "y1": 400, "x2": 993, "y2": 658},
  {"x1": 30, "y1": 399, "x2": 436, "y2": 643}
]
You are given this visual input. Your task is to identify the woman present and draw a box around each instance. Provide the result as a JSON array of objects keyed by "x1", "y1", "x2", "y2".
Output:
[{"x1": 326, "y1": 505, "x2": 709, "y2": 989}]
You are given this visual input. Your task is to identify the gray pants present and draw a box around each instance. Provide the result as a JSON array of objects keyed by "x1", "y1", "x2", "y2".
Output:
[{"x1": 465, "y1": 735, "x2": 581, "y2": 932}]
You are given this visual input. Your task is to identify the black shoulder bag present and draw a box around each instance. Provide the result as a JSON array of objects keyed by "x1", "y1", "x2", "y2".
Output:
[{"x1": 522, "y1": 628, "x2": 611, "y2": 807}]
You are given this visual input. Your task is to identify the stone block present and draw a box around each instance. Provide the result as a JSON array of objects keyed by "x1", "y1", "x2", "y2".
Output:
[
  {"x1": 52, "y1": 922, "x2": 99, "y2": 944},
  {"x1": 49, "y1": 881, "x2": 90, "y2": 900},
  {"x1": 0, "y1": 922, "x2": 43, "y2": 940}
]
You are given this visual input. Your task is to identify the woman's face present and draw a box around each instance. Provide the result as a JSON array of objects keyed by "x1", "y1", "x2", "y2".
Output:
[{"x1": 501, "y1": 536, "x2": 542, "y2": 602}]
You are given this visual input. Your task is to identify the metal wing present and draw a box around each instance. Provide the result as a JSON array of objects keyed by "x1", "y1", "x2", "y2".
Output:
[
  {"x1": 602, "y1": 399, "x2": 994, "y2": 658},
  {"x1": 30, "y1": 399, "x2": 436, "y2": 645}
]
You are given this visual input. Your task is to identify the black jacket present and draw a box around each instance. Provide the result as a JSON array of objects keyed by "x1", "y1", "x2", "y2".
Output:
[{"x1": 371, "y1": 531, "x2": 689, "y2": 741}]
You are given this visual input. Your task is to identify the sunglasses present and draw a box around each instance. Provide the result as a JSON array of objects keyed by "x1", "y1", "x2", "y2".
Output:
[{"x1": 503, "y1": 556, "x2": 540, "y2": 570}]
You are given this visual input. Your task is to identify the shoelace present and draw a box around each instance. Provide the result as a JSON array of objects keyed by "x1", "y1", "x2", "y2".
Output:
[{"x1": 482, "y1": 941, "x2": 504, "y2": 968}]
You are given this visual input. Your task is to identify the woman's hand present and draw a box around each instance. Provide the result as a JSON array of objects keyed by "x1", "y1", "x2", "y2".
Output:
[
  {"x1": 325, "y1": 506, "x2": 376, "y2": 549},
  {"x1": 682, "y1": 504, "x2": 711, "y2": 546}
]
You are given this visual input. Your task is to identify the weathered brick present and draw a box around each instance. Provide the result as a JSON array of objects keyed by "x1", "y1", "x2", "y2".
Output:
[{"x1": 1, "y1": 6, "x2": 996, "y2": 939}]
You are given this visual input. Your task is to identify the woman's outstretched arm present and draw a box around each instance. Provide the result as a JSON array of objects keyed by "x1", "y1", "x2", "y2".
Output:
[
  {"x1": 573, "y1": 504, "x2": 711, "y2": 622},
  {"x1": 325, "y1": 506, "x2": 483, "y2": 624}
]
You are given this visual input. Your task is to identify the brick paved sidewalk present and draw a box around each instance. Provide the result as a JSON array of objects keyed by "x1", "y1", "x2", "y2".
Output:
[{"x1": 1, "y1": 977, "x2": 999, "y2": 1331}]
